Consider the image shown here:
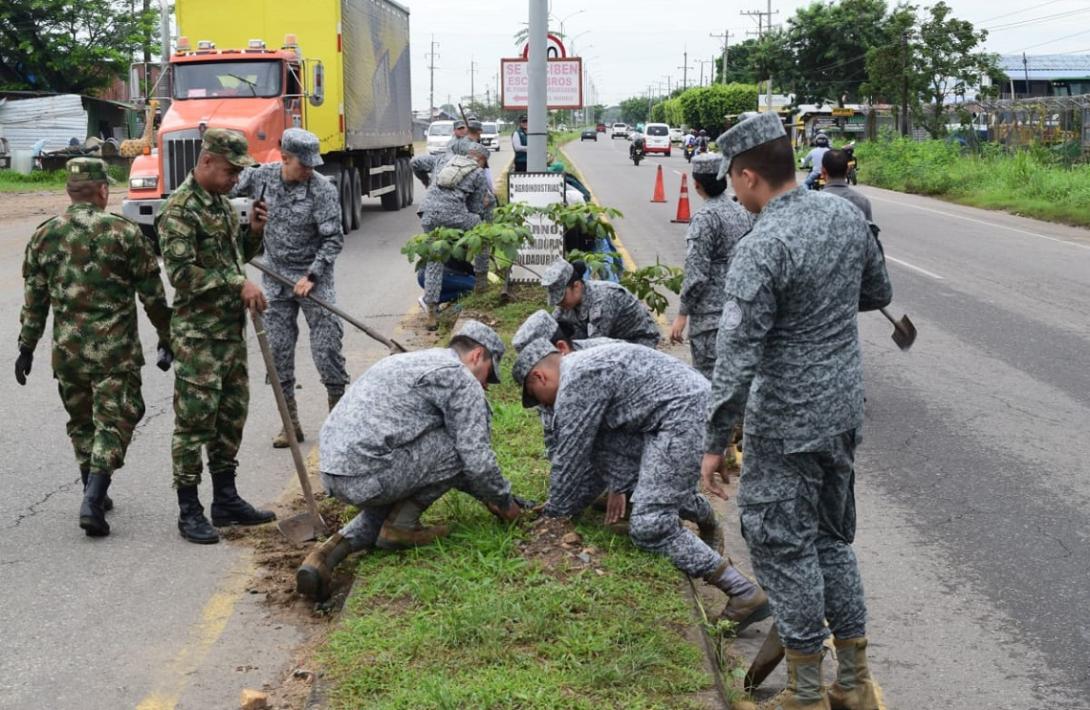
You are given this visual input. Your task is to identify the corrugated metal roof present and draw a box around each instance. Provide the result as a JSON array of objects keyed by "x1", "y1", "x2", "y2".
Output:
[
  {"x1": 0, "y1": 94, "x2": 87, "y2": 153},
  {"x1": 998, "y1": 54, "x2": 1090, "y2": 80}
]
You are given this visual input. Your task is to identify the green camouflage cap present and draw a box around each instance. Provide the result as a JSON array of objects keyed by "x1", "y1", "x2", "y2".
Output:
[
  {"x1": 66, "y1": 157, "x2": 111, "y2": 185},
  {"x1": 201, "y1": 128, "x2": 256, "y2": 167}
]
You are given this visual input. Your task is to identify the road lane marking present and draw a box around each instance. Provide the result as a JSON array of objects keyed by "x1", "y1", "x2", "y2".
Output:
[
  {"x1": 885, "y1": 254, "x2": 944, "y2": 280},
  {"x1": 562, "y1": 147, "x2": 639, "y2": 272},
  {"x1": 868, "y1": 194, "x2": 1090, "y2": 252}
]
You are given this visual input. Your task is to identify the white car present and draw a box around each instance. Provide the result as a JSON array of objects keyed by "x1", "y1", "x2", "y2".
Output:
[
  {"x1": 426, "y1": 120, "x2": 454, "y2": 154},
  {"x1": 611, "y1": 123, "x2": 629, "y2": 139},
  {"x1": 480, "y1": 122, "x2": 500, "y2": 151},
  {"x1": 643, "y1": 123, "x2": 672, "y2": 156},
  {"x1": 669, "y1": 127, "x2": 684, "y2": 144}
]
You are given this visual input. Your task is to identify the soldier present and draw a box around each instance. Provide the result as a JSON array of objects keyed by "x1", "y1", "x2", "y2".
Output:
[
  {"x1": 297, "y1": 320, "x2": 523, "y2": 602},
  {"x1": 410, "y1": 120, "x2": 468, "y2": 189},
  {"x1": 515, "y1": 339, "x2": 770, "y2": 631},
  {"x1": 701, "y1": 113, "x2": 892, "y2": 710},
  {"x1": 541, "y1": 258, "x2": 660, "y2": 347},
  {"x1": 16, "y1": 157, "x2": 173, "y2": 537},
  {"x1": 157, "y1": 128, "x2": 277, "y2": 544},
  {"x1": 669, "y1": 152, "x2": 755, "y2": 380},
  {"x1": 232, "y1": 128, "x2": 349, "y2": 448}
]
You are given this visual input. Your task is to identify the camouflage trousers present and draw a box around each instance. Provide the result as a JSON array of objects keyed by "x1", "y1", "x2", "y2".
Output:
[
  {"x1": 56, "y1": 368, "x2": 145, "y2": 474},
  {"x1": 545, "y1": 430, "x2": 642, "y2": 518},
  {"x1": 171, "y1": 337, "x2": 249, "y2": 488},
  {"x1": 689, "y1": 328, "x2": 718, "y2": 380},
  {"x1": 264, "y1": 277, "x2": 349, "y2": 400},
  {"x1": 738, "y1": 428, "x2": 867, "y2": 654}
]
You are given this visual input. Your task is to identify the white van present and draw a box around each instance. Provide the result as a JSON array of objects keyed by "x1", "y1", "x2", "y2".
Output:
[
  {"x1": 481, "y1": 122, "x2": 500, "y2": 151},
  {"x1": 643, "y1": 123, "x2": 671, "y2": 156},
  {"x1": 426, "y1": 121, "x2": 455, "y2": 154}
]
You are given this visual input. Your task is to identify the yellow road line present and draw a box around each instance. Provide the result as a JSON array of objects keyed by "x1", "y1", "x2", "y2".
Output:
[{"x1": 560, "y1": 147, "x2": 639, "y2": 273}]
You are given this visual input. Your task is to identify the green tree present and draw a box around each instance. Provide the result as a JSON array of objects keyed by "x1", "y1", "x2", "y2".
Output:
[
  {"x1": 619, "y1": 96, "x2": 650, "y2": 125},
  {"x1": 0, "y1": 0, "x2": 159, "y2": 94},
  {"x1": 714, "y1": 39, "x2": 761, "y2": 85},
  {"x1": 677, "y1": 84, "x2": 759, "y2": 132}
]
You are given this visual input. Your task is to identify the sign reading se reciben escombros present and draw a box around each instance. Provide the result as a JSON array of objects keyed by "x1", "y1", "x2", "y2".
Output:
[{"x1": 500, "y1": 58, "x2": 584, "y2": 110}]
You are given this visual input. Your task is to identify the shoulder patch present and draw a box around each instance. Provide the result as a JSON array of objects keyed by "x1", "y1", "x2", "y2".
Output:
[
  {"x1": 721, "y1": 301, "x2": 743, "y2": 331},
  {"x1": 169, "y1": 240, "x2": 190, "y2": 257}
]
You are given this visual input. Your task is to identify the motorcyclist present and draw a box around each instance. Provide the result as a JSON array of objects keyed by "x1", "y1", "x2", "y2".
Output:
[
  {"x1": 696, "y1": 129, "x2": 710, "y2": 153},
  {"x1": 683, "y1": 129, "x2": 698, "y2": 161},
  {"x1": 629, "y1": 129, "x2": 646, "y2": 161},
  {"x1": 801, "y1": 132, "x2": 830, "y2": 190}
]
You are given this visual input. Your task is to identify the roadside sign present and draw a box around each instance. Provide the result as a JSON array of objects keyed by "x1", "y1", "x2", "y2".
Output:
[
  {"x1": 501, "y1": 58, "x2": 583, "y2": 110},
  {"x1": 831, "y1": 107, "x2": 855, "y2": 117},
  {"x1": 520, "y1": 33, "x2": 567, "y2": 59},
  {"x1": 508, "y1": 172, "x2": 567, "y2": 283}
]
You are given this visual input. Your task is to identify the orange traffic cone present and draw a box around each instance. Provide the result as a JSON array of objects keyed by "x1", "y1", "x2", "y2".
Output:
[
  {"x1": 651, "y1": 164, "x2": 667, "y2": 203},
  {"x1": 671, "y1": 173, "x2": 692, "y2": 223}
]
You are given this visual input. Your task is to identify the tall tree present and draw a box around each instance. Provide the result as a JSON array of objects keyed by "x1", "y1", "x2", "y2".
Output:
[
  {"x1": 619, "y1": 96, "x2": 650, "y2": 125},
  {"x1": 0, "y1": 0, "x2": 158, "y2": 94},
  {"x1": 715, "y1": 39, "x2": 761, "y2": 85}
]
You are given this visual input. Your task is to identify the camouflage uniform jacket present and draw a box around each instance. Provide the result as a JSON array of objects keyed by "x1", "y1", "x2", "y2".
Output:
[
  {"x1": 233, "y1": 163, "x2": 342, "y2": 280},
  {"x1": 419, "y1": 166, "x2": 494, "y2": 224},
  {"x1": 554, "y1": 280, "x2": 659, "y2": 347},
  {"x1": 678, "y1": 193, "x2": 754, "y2": 334},
  {"x1": 157, "y1": 173, "x2": 264, "y2": 340},
  {"x1": 19, "y1": 203, "x2": 172, "y2": 375},
  {"x1": 320, "y1": 348, "x2": 511, "y2": 505},
  {"x1": 705, "y1": 187, "x2": 892, "y2": 453},
  {"x1": 538, "y1": 337, "x2": 619, "y2": 457}
]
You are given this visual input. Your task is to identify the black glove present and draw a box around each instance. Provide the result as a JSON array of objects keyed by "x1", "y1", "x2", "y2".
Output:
[
  {"x1": 156, "y1": 341, "x2": 174, "y2": 371},
  {"x1": 14, "y1": 347, "x2": 32, "y2": 385}
]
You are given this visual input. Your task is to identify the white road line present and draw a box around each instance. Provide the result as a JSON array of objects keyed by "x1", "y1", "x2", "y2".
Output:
[
  {"x1": 868, "y1": 194, "x2": 1090, "y2": 252},
  {"x1": 673, "y1": 169, "x2": 685, "y2": 177},
  {"x1": 885, "y1": 254, "x2": 944, "y2": 280}
]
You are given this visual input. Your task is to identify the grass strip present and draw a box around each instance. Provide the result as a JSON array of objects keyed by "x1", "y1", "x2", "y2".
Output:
[{"x1": 0, "y1": 165, "x2": 129, "y2": 193}]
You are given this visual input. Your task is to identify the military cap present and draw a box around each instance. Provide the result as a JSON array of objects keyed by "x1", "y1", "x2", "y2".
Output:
[
  {"x1": 455, "y1": 319, "x2": 505, "y2": 384},
  {"x1": 513, "y1": 310, "x2": 562, "y2": 352},
  {"x1": 715, "y1": 112, "x2": 786, "y2": 180},
  {"x1": 691, "y1": 152, "x2": 722, "y2": 177},
  {"x1": 280, "y1": 127, "x2": 323, "y2": 167},
  {"x1": 454, "y1": 120, "x2": 467, "y2": 130},
  {"x1": 201, "y1": 127, "x2": 256, "y2": 167},
  {"x1": 465, "y1": 141, "x2": 489, "y2": 157},
  {"x1": 466, "y1": 118, "x2": 483, "y2": 131},
  {"x1": 541, "y1": 258, "x2": 575, "y2": 307},
  {"x1": 513, "y1": 338, "x2": 559, "y2": 408},
  {"x1": 65, "y1": 157, "x2": 111, "y2": 185},
  {"x1": 518, "y1": 114, "x2": 528, "y2": 122}
]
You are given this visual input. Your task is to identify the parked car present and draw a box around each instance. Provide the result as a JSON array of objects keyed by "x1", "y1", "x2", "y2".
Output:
[
  {"x1": 669, "y1": 127, "x2": 684, "y2": 144},
  {"x1": 596, "y1": 122, "x2": 607, "y2": 132},
  {"x1": 426, "y1": 120, "x2": 454, "y2": 155},
  {"x1": 643, "y1": 122, "x2": 671, "y2": 156},
  {"x1": 480, "y1": 122, "x2": 500, "y2": 151},
  {"x1": 580, "y1": 128, "x2": 598, "y2": 142},
  {"x1": 611, "y1": 123, "x2": 629, "y2": 139}
]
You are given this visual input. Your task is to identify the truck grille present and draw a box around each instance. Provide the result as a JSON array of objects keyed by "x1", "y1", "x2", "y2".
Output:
[{"x1": 163, "y1": 132, "x2": 202, "y2": 192}]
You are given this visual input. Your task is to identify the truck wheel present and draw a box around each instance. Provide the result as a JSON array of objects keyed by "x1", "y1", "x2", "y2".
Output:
[
  {"x1": 381, "y1": 160, "x2": 401, "y2": 211},
  {"x1": 339, "y1": 168, "x2": 353, "y2": 234},
  {"x1": 350, "y1": 166, "x2": 362, "y2": 231},
  {"x1": 404, "y1": 157, "x2": 415, "y2": 206}
]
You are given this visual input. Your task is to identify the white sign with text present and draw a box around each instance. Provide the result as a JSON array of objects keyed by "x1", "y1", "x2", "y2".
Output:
[
  {"x1": 508, "y1": 172, "x2": 567, "y2": 283},
  {"x1": 501, "y1": 58, "x2": 584, "y2": 110}
]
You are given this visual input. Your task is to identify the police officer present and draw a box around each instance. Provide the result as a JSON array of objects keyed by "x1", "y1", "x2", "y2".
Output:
[
  {"x1": 669, "y1": 152, "x2": 755, "y2": 380},
  {"x1": 233, "y1": 128, "x2": 349, "y2": 448},
  {"x1": 17, "y1": 157, "x2": 173, "y2": 537},
  {"x1": 541, "y1": 258, "x2": 660, "y2": 347},
  {"x1": 512, "y1": 115, "x2": 529, "y2": 172},
  {"x1": 515, "y1": 339, "x2": 770, "y2": 632},
  {"x1": 157, "y1": 128, "x2": 276, "y2": 544},
  {"x1": 297, "y1": 321, "x2": 522, "y2": 602},
  {"x1": 701, "y1": 113, "x2": 892, "y2": 709}
]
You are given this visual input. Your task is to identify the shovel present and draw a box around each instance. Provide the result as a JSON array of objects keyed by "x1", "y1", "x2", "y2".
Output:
[
  {"x1": 879, "y1": 307, "x2": 916, "y2": 351},
  {"x1": 250, "y1": 309, "x2": 327, "y2": 544},
  {"x1": 744, "y1": 625, "x2": 785, "y2": 693}
]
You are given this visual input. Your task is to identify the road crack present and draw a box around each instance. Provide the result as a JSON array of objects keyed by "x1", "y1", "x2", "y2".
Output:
[{"x1": 5, "y1": 477, "x2": 79, "y2": 530}]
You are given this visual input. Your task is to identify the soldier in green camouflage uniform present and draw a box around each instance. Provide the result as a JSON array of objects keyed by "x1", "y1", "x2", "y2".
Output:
[
  {"x1": 157, "y1": 128, "x2": 276, "y2": 544},
  {"x1": 17, "y1": 157, "x2": 173, "y2": 537}
]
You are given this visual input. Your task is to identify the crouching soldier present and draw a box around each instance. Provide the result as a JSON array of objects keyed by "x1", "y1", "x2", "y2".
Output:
[
  {"x1": 297, "y1": 320, "x2": 523, "y2": 602},
  {"x1": 541, "y1": 258, "x2": 660, "y2": 347},
  {"x1": 515, "y1": 338, "x2": 770, "y2": 631}
]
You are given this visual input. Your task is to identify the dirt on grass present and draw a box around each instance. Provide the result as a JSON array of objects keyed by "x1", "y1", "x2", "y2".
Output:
[{"x1": 516, "y1": 515, "x2": 609, "y2": 579}]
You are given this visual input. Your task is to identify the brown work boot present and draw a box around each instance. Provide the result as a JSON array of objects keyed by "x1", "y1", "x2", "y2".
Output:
[
  {"x1": 720, "y1": 586, "x2": 772, "y2": 634},
  {"x1": 375, "y1": 500, "x2": 449, "y2": 550},
  {"x1": 273, "y1": 398, "x2": 305, "y2": 449},
  {"x1": 759, "y1": 648, "x2": 830, "y2": 710},
  {"x1": 327, "y1": 390, "x2": 343, "y2": 412},
  {"x1": 828, "y1": 637, "x2": 886, "y2": 710},
  {"x1": 296, "y1": 532, "x2": 354, "y2": 602}
]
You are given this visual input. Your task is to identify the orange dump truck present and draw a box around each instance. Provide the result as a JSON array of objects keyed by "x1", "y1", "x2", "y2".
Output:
[{"x1": 123, "y1": 0, "x2": 414, "y2": 239}]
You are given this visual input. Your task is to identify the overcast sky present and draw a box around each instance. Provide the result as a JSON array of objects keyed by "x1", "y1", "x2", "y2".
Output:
[{"x1": 401, "y1": 0, "x2": 1090, "y2": 109}]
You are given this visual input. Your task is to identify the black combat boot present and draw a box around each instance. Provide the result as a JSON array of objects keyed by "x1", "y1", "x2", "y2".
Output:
[
  {"x1": 209, "y1": 471, "x2": 276, "y2": 527},
  {"x1": 78, "y1": 472, "x2": 111, "y2": 537},
  {"x1": 296, "y1": 532, "x2": 355, "y2": 602},
  {"x1": 177, "y1": 486, "x2": 220, "y2": 544},
  {"x1": 80, "y1": 466, "x2": 113, "y2": 512}
]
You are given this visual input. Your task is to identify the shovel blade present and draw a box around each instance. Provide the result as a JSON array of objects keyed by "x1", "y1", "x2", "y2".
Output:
[
  {"x1": 890, "y1": 314, "x2": 917, "y2": 351},
  {"x1": 744, "y1": 624, "x2": 785, "y2": 693},
  {"x1": 277, "y1": 512, "x2": 324, "y2": 544}
]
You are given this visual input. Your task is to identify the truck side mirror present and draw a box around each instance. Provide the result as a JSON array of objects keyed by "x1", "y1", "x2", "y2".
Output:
[{"x1": 309, "y1": 61, "x2": 325, "y2": 107}]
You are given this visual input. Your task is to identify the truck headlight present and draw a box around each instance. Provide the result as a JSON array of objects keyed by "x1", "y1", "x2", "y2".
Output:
[{"x1": 129, "y1": 176, "x2": 159, "y2": 190}]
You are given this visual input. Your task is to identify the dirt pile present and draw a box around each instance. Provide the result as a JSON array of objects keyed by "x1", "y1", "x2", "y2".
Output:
[{"x1": 516, "y1": 516, "x2": 607, "y2": 578}]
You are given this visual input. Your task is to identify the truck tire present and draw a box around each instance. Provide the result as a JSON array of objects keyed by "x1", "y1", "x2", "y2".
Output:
[
  {"x1": 399, "y1": 157, "x2": 412, "y2": 208},
  {"x1": 339, "y1": 168, "x2": 353, "y2": 234},
  {"x1": 350, "y1": 166, "x2": 362, "y2": 231},
  {"x1": 381, "y1": 160, "x2": 401, "y2": 211}
]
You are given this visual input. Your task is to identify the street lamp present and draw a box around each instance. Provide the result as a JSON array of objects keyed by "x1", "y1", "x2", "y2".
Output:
[{"x1": 556, "y1": 9, "x2": 586, "y2": 41}]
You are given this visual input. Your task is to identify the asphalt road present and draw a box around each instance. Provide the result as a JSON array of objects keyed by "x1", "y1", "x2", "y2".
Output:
[{"x1": 565, "y1": 135, "x2": 1090, "y2": 708}]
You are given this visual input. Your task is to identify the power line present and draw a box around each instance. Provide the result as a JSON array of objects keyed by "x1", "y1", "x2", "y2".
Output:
[
  {"x1": 986, "y1": 7, "x2": 1090, "y2": 32},
  {"x1": 976, "y1": 0, "x2": 1068, "y2": 25}
]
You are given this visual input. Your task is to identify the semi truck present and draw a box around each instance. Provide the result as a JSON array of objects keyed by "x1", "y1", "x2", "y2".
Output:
[{"x1": 123, "y1": 0, "x2": 414, "y2": 239}]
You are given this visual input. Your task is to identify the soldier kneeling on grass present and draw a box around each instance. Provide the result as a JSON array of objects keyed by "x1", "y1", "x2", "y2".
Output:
[{"x1": 296, "y1": 320, "x2": 523, "y2": 602}]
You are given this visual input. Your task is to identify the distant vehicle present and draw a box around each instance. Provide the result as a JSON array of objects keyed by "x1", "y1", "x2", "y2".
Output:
[
  {"x1": 611, "y1": 123, "x2": 629, "y2": 139},
  {"x1": 596, "y1": 122, "x2": 606, "y2": 132},
  {"x1": 580, "y1": 128, "x2": 597, "y2": 142},
  {"x1": 480, "y1": 122, "x2": 500, "y2": 151},
  {"x1": 643, "y1": 123, "x2": 671, "y2": 157},
  {"x1": 669, "y1": 127, "x2": 683, "y2": 144},
  {"x1": 558, "y1": 123, "x2": 568, "y2": 132},
  {"x1": 426, "y1": 121, "x2": 454, "y2": 155}
]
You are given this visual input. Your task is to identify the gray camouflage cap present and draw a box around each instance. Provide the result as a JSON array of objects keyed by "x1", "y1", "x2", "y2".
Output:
[
  {"x1": 467, "y1": 118, "x2": 483, "y2": 131},
  {"x1": 454, "y1": 120, "x2": 467, "y2": 130},
  {"x1": 281, "y1": 127, "x2": 323, "y2": 167},
  {"x1": 691, "y1": 152, "x2": 722, "y2": 177},
  {"x1": 541, "y1": 258, "x2": 574, "y2": 307},
  {"x1": 455, "y1": 319, "x2": 506, "y2": 384},
  {"x1": 715, "y1": 112, "x2": 786, "y2": 180},
  {"x1": 512, "y1": 338, "x2": 559, "y2": 408},
  {"x1": 201, "y1": 127, "x2": 256, "y2": 167},
  {"x1": 513, "y1": 310, "x2": 562, "y2": 353}
]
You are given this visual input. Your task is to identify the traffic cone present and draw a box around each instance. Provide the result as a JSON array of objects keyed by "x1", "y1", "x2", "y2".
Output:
[
  {"x1": 671, "y1": 173, "x2": 692, "y2": 223},
  {"x1": 651, "y1": 165, "x2": 667, "y2": 203}
]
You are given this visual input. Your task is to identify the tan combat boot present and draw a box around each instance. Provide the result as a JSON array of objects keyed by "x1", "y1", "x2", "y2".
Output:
[
  {"x1": 296, "y1": 533, "x2": 354, "y2": 602},
  {"x1": 828, "y1": 637, "x2": 886, "y2": 710},
  {"x1": 273, "y1": 398, "x2": 305, "y2": 449},
  {"x1": 760, "y1": 648, "x2": 830, "y2": 710},
  {"x1": 375, "y1": 500, "x2": 449, "y2": 550}
]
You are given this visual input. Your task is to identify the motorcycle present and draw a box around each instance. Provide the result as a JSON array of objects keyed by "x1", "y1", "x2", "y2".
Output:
[
  {"x1": 844, "y1": 142, "x2": 859, "y2": 185},
  {"x1": 683, "y1": 142, "x2": 696, "y2": 162},
  {"x1": 630, "y1": 137, "x2": 645, "y2": 166}
]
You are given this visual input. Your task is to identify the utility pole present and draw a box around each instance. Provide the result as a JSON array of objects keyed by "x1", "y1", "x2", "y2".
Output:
[
  {"x1": 742, "y1": 1, "x2": 778, "y2": 113},
  {"x1": 426, "y1": 36, "x2": 439, "y2": 117},
  {"x1": 528, "y1": 0, "x2": 547, "y2": 171},
  {"x1": 468, "y1": 56, "x2": 477, "y2": 106},
  {"x1": 663, "y1": 75, "x2": 672, "y2": 95},
  {"x1": 678, "y1": 49, "x2": 690, "y2": 90},
  {"x1": 158, "y1": 0, "x2": 171, "y2": 108},
  {"x1": 697, "y1": 59, "x2": 713, "y2": 87},
  {"x1": 900, "y1": 32, "x2": 909, "y2": 136},
  {"x1": 710, "y1": 30, "x2": 731, "y2": 84},
  {"x1": 1022, "y1": 52, "x2": 1030, "y2": 99}
]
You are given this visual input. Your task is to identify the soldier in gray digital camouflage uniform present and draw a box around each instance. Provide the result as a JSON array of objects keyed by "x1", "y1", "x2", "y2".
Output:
[
  {"x1": 296, "y1": 320, "x2": 523, "y2": 602},
  {"x1": 669, "y1": 152, "x2": 755, "y2": 379},
  {"x1": 542, "y1": 258, "x2": 660, "y2": 347},
  {"x1": 233, "y1": 128, "x2": 349, "y2": 447},
  {"x1": 701, "y1": 112, "x2": 892, "y2": 710},
  {"x1": 409, "y1": 120, "x2": 468, "y2": 189},
  {"x1": 516, "y1": 338, "x2": 770, "y2": 632}
]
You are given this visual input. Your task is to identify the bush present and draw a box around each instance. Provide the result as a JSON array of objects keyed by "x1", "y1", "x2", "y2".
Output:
[{"x1": 677, "y1": 84, "x2": 759, "y2": 132}]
